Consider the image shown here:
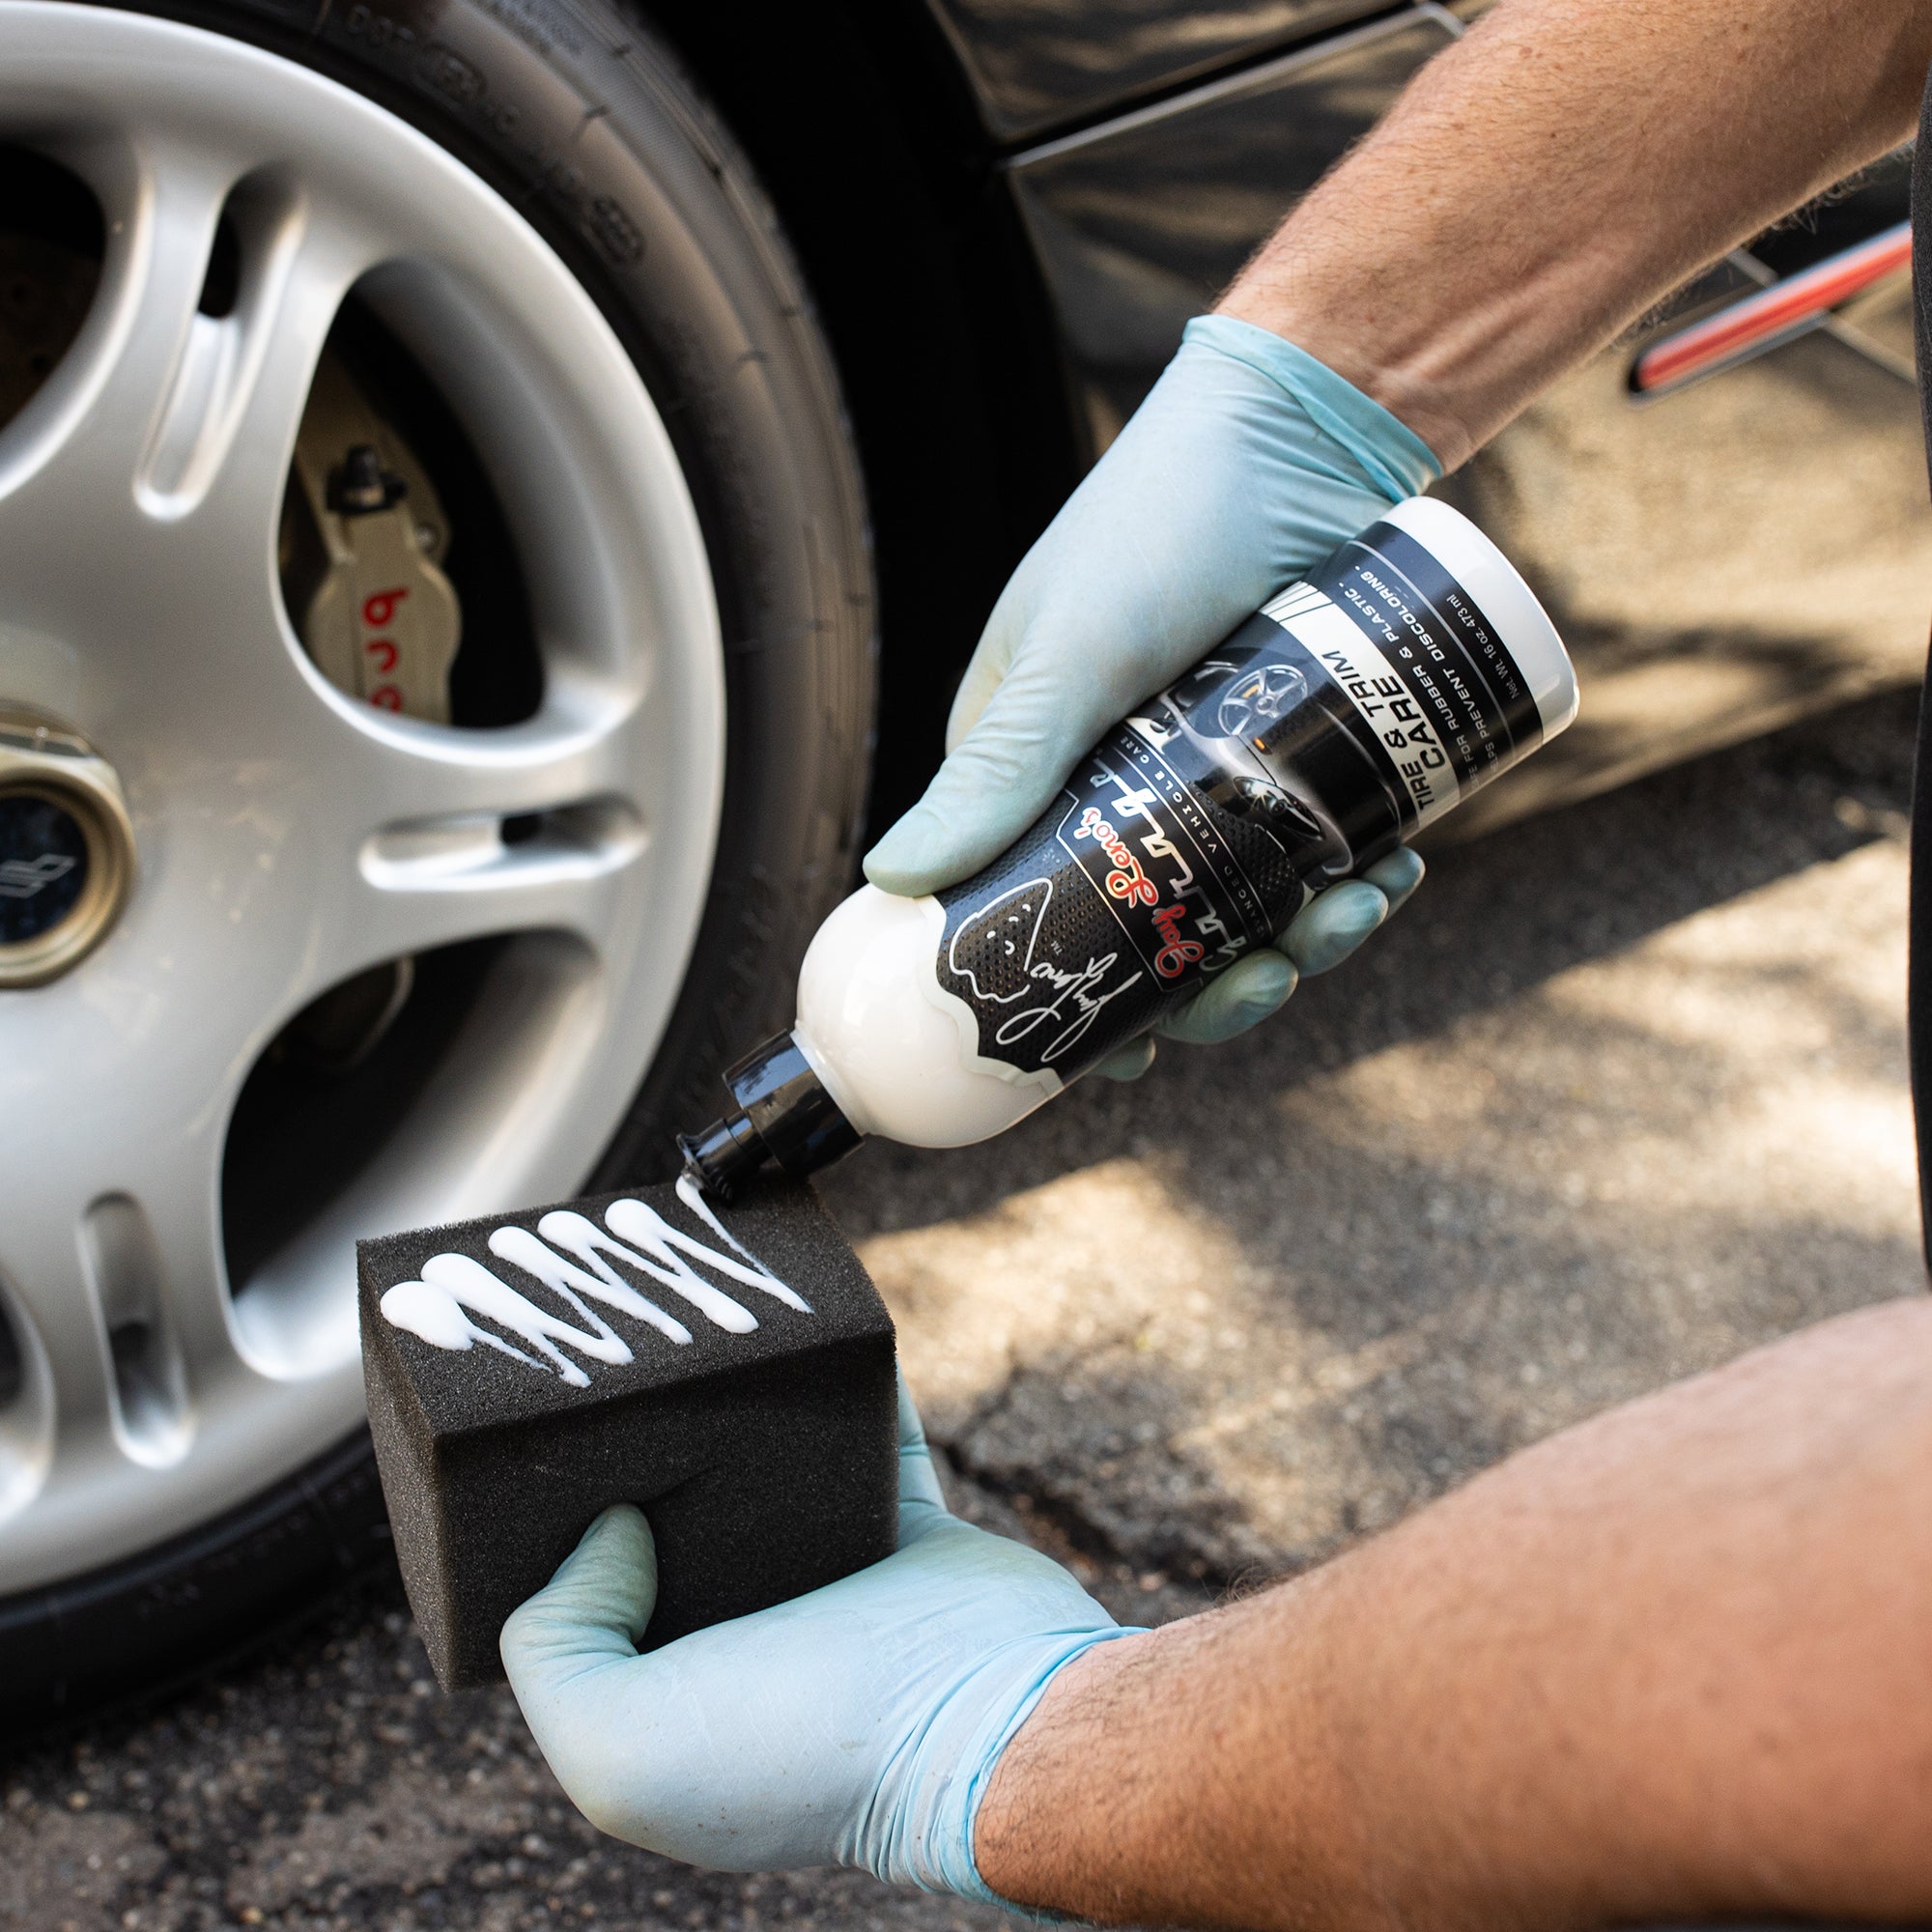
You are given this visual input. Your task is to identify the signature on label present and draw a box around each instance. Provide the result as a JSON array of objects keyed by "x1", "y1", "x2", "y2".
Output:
[
  {"x1": 947, "y1": 878, "x2": 1146, "y2": 1063},
  {"x1": 991, "y1": 952, "x2": 1144, "y2": 1063}
]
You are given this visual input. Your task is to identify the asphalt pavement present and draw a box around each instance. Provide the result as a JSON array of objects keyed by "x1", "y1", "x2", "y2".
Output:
[{"x1": 5, "y1": 688, "x2": 1924, "y2": 1932}]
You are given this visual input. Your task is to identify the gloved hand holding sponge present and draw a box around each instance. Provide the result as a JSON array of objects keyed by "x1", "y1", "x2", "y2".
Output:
[{"x1": 502, "y1": 1378, "x2": 1130, "y2": 1899}]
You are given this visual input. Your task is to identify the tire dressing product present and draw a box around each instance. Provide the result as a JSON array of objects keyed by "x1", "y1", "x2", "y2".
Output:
[{"x1": 679, "y1": 498, "x2": 1577, "y2": 1193}]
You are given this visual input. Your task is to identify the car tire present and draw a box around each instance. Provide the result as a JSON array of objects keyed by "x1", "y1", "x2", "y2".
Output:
[{"x1": 0, "y1": 0, "x2": 873, "y2": 1725}]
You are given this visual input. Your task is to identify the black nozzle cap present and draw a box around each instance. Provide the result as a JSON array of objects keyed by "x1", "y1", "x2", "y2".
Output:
[
  {"x1": 675, "y1": 1109, "x2": 768, "y2": 1198},
  {"x1": 676, "y1": 1031, "x2": 861, "y2": 1197}
]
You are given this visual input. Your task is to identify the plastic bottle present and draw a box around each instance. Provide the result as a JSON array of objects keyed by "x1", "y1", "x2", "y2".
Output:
[{"x1": 679, "y1": 497, "x2": 1577, "y2": 1193}]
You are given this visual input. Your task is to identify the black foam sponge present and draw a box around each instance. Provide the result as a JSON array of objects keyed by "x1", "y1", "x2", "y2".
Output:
[{"x1": 358, "y1": 1176, "x2": 897, "y2": 1690}]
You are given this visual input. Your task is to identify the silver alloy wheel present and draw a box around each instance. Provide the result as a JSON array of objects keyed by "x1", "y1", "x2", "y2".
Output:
[{"x1": 0, "y1": 3, "x2": 725, "y2": 1590}]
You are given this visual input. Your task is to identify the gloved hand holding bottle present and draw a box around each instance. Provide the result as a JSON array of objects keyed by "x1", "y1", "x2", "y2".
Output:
[
  {"x1": 864, "y1": 314, "x2": 1446, "y2": 1075},
  {"x1": 677, "y1": 326, "x2": 1573, "y2": 1193}
]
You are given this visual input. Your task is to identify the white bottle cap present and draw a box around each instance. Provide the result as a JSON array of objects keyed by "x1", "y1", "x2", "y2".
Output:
[{"x1": 1379, "y1": 496, "x2": 1578, "y2": 738}]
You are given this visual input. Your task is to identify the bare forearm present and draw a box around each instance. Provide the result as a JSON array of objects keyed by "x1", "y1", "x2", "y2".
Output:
[
  {"x1": 1222, "y1": 0, "x2": 1932, "y2": 469},
  {"x1": 974, "y1": 1297, "x2": 1932, "y2": 1930}
]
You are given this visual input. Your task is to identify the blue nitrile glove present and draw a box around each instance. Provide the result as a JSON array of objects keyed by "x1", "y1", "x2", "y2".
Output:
[
  {"x1": 500, "y1": 1378, "x2": 1140, "y2": 1901},
  {"x1": 866, "y1": 315, "x2": 1441, "y2": 1080}
]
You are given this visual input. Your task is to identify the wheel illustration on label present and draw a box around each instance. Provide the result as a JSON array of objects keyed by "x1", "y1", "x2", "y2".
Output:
[
  {"x1": 946, "y1": 877, "x2": 1055, "y2": 1003},
  {"x1": 1216, "y1": 662, "x2": 1307, "y2": 739}
]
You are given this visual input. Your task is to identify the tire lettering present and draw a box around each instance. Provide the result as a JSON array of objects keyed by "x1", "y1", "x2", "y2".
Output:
[{"x1": 589, "y1": 196, "x2": 643, "y2": 266}]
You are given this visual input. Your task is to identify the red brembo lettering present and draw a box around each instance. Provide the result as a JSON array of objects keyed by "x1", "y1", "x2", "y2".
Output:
[{"x1": 359, "y1": 586, "x2": 409, "y2": 713}]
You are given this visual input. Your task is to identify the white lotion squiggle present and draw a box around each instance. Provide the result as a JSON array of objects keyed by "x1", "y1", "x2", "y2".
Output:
[
  {"x1": 491, "y1": 1223, "x2": 696, "y2": 1346},
  {"x1": 536, "y1": 1209, "x2": 753, "y2": 1335},
  {"x1": 381, "y1": 1184, "x2": 807, "y2": 1384},
  {"x1": 670, "y1": 1172, "x2": 813, "y2": 1313},
  {"x1": 383, "y1": 1252, "x2": 635, "y2": 1389}
]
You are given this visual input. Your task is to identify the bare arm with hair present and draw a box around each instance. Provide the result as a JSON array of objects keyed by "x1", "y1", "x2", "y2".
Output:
[
  {"x1": 975, "y1": 1296, "x2": 1932, "y2": 1929},
  {"x1": 1222, "y1": 0, "x2": 1932, "y2": 469}
]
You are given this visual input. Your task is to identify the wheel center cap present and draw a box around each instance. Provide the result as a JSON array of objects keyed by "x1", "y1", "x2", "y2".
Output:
[{"x1": 0, "y1": 711, "x2": 135, "y2": 988}]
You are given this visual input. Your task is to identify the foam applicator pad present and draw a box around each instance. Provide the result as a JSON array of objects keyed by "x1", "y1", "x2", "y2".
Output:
[{"x1": 357, "y1": 1175, "x2": 897, "y2": 1690}]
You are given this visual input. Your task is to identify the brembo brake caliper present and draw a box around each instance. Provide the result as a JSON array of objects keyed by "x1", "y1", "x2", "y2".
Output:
[
  {"x1": 272, "y1": 351, "x2": 465, "y2": 1067},
  {"x1": 285, "y1": 352, "x2": 460, "y2": 722}
]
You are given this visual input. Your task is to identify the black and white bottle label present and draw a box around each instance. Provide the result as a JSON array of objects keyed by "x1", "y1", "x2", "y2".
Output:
[
  {"x1": 936, "y1": 731, "x2": 1278, "y2": 1078},
  {"x1": 1282, "y1": 521, "x2": 1544, "y2": 828},
  {"x1": 934, "y1": 521, "x2": 1540, "y2": 1083}
]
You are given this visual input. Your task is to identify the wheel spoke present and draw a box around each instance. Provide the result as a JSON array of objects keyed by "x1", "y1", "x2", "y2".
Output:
[
  {"x1": 0, "y1": 1192, "x2": 115, "y2": 1454},
  {"x1": 0, "y1": 1029, "x2": 239, "y2": 1473},
  {"x1": 348, "y1": 792, "x2": 651, "y2": 966},
  {"x1": 0, "y1": 997, "x2": 363, "y2": 1587},
  {"x1": 329, "y1": 692, "x2": 657, "y2": 831},
  {"x1": 0, "y1": 131, "x2": 375, "y2": 692},
  {"x1": 1, "y1": 133, "x2": 233, "y2": 537},
  {"x1": 219, "y1": 684, "x2": 660, "y2": 992},
  {"x1": 135, "y1": 171, "x2": 370, "y2": 543}
]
